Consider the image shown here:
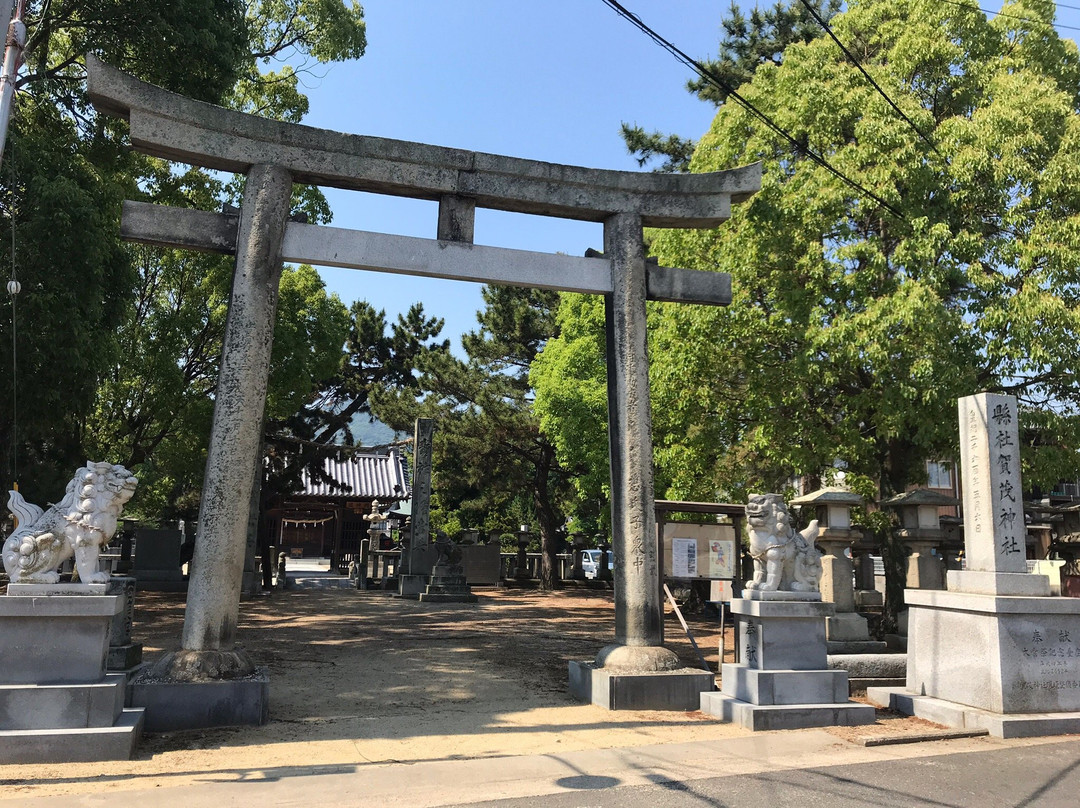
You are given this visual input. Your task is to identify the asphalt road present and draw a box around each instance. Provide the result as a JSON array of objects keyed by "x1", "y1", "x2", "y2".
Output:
[{"x1": 457, "y1": 740, "x2": 1080, "y2": 808}]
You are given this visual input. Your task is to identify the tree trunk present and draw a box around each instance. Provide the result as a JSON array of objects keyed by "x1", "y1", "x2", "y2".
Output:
[{"x1": 534, "y1": 444, "x2": 560, "y2": 591}]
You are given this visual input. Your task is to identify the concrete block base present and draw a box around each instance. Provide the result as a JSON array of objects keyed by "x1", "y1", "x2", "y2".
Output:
[
  {"x1": 721, "y1": 664, "x2": 848, "y2": 705},
  {"x1": 0, "y1": 673, "x2": 127, "y2": 730},
  {"x1": 0, "y1": 707, "x2": 144, "y2": 763},
  {"x1": 700, "y1": 692, "x2": 875, "y2": 731},
  {"x1": 130, "y1": 669, "x2": 269, "y2": 731},
  {"x1": 398, "y1": 574, "x2": 428, "y2": 599},
  {"x1": 867, "y1": 687, "x2": 1080, "y2": 739},
  {"x1": 568, "y1": 661, "x2": 715, "y2": 710},
  {"x1": 108, "y1": 643, "x2": 144, "y2": 670}
]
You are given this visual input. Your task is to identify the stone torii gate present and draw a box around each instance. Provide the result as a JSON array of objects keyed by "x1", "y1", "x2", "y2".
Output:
[{"x1": 86, "y1": 56, "x2": 759, "y2": 694}]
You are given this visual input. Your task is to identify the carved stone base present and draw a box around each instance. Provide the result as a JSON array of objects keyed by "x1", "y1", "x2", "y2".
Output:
[
  {"x1": 147, "y1": 648, "x2": 257, "y2": 682},
  {"x1": 569, "y1": 660, "x2": 714, "y2": 710},
  {"x1": 594, "y1": 643, "x2": 681, "y2": 672}
]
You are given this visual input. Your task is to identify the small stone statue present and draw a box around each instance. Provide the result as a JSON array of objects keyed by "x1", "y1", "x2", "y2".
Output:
[
  {"x1": 744, "y1": 493, "x2": 823, "y2": 594},
  {"x1": 2, "y1": 461, "x2": 138, "y2": 584}
]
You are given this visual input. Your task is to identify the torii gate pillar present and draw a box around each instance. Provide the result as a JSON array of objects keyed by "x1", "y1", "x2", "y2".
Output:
[
  {"x1": 598, "y1": 212, "x2": 679, "y2": 671},
  {"x1": 155, "y1": 164, "x2": 292, "y2": 679}
]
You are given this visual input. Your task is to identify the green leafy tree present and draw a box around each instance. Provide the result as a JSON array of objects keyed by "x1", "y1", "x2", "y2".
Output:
[
  {"x1": 622, "y1": 0, "x2": 840, "y2": 171},
  {"x1": 0, "y1": 1, "x2": 251, "y2": 500},
  {"x1": 538, "y1": 0, "x2": 1080, "y2": 624},
  {"x1": 379, "y1": 286, "x2": 572, "y2": 590},
  {"x1": 262, "y1": 301, "x2": 447, "y2": 502},
  {"x1": 0, "y1": 2, "x2": 366, "y2": 507}
]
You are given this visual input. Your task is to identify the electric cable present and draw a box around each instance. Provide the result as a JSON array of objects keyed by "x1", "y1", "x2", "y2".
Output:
[
  {"x1": 939, "y1": 0, "x2": 1080, "y2": 32},
  {"x1": 798, "y1": 0, "x2": 940, "y2": 154},
  {"x1": 7, "y1": 132, "x2": 16, "y2": 488},
  {"x1": 600, "y1": 0, "x2": 906, "y2": 220}
]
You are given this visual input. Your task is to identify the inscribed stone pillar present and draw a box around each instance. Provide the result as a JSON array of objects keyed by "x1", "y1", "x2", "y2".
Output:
[
  {"x1": 165, "y1": 164, "x2": 292, "y2": 677},
  {"x1": 597, "y1": 212, "x2": 678, "y2": 672},
  {"x1": 406, "y1": 417, "x2": 434, "y2": 575},
  {"x1": 950, "y1": 393, "x2": 1050, "y2": 597}
]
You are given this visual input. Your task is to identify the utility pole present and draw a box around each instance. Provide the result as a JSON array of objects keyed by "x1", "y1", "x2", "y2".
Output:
[{"x1": 0, "y1": 0, "x2": 25, "y2": 167}]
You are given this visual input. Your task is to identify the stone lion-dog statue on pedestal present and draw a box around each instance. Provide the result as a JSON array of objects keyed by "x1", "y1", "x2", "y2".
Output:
[
  {"x1": 2, "y1": 461, "x2": 137, "y2": 584},
  {"x1": 744, "y1": 493, "x2": 823, "y2": 594}
]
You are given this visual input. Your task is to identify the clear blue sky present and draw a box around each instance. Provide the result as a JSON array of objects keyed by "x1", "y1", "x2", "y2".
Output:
[
  {"x1": 296, "y1": 1, "x2": 1080, "y2": 351},
  {"x1": 298, "y1": 0, "x2": 728, "y2": 349}
]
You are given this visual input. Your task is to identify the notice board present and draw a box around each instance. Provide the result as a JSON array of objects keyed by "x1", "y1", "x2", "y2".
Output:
[{"x1": 661, "y1": 522, "x2": 738, "y2": 580}]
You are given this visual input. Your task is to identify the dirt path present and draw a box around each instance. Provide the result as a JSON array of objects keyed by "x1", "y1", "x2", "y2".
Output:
[{"x1": 0, "y1": 586, "x2": 934, "y2": 800}]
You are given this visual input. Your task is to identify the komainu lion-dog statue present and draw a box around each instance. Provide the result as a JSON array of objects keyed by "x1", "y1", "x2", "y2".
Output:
[
  {"x1": 2, "y1": 461, "x2": 137, "y2": 584},
  {"x1": 744, "y1": 492, "x2": 823, "y2": 594}
]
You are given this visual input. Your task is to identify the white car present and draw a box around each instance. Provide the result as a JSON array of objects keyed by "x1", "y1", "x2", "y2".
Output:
[{"x1": 581, "y1": 549, "x2": 614, "y2": 579}]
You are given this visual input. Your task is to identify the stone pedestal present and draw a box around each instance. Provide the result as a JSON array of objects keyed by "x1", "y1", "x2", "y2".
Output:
[
  {"x1": 826, "y1": 612, "x2": 887, "y2": 654},
  {"x1": 132, "y1": 528, "x2": 187, "y2": 592},
  {"x1": 699, "y1": 597, "x2": 875, "y2": 731},
  {"x1": 105, "y1": 576, "x2": 143, "y2": 675},
  {"x1": 129, "y1": 670, "x2": 269, "y2": 732},
  {"x1": 398, "y1": 545, "x2": 438, "y2": 599},
  {"x1": 418, "y1": 562, "x2": 477, "y2": 603},
  {"x1": 818, "y1": 539, "x2": 886, "y2": 654},
  {"x1": 904, "y1": 539, "x2": 945, "y2": 590},
  {"x1": 568, "y1": 661, "x2": 715, "y2": 710},
  {"x1": 0, "y1": 590, "x2": 145, "y2": 762},
  {"x1": 869, "y1": 589, "x2": 1080, "y2": 737},
  {"x1": 853, "y1": 553, "x2": 883, "y2": 608}
]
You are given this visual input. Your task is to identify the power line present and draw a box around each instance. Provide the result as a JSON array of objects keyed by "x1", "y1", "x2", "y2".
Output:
[
  {"x1": 798, "y1": 0, "x2": 940, "y2": 154},
  {"x1": 600, "y1": 0, "x2": 906, "y2": 220},
  {"x1": 939, "y1": 0, "x2": 1080, "y2": 32}
]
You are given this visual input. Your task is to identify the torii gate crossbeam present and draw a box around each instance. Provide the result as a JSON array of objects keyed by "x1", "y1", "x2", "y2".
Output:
[{"x1": 85, "y1": 55, "x2": 760, "y2": 692}]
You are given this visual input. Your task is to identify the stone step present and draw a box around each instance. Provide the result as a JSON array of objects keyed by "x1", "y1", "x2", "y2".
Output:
[
  {"x1": 720, "y1": 665, "x2": 849, "y2": 705},
  {"x1": 418, "y1": 592, "x2": 478, "y2": 603},
  {"x1": 0, "y1": 674, "x2": 126, "y2": 730},
  {"x1": 826, "y1": 640, "x2": 890, "y2": 654},
  {"x1": 0, "y1": 707, "x2": 144, "y2": 763},
  {"x1": 700, "y1": 692, "x2": 875, "y2": 731}
]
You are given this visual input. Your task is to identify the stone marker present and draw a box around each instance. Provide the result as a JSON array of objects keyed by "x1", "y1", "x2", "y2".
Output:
[
  {"x1": 952, "y1": 393, "x2": 1049, "y2": 596},
  {"x1": 132, "y1": 528, "x2": 186, "y2": 591},
  {"x1": 399, "y1": 418, "x2": 434, "y2": 598},
  {"x1": 105, "y1": 575, "x2": 143, "y2": 672},
  {"x1": 868, "y1": 393, "x2": 1080, "y2": 738}
]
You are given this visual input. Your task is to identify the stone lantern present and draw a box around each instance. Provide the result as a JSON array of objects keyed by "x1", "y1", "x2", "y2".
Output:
[
  {"x1": 569, "y1": 533, "x2": 588, "y2": 580},
  {"x1": 514, "y1": 525, "x2": 533, "y2": 580},
  {"x1": 881, "y1": 489, "x2": 960, "y2": 591},
  {"x1": 791, "y1": 487, "x2": 885, "y2": 653}
]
